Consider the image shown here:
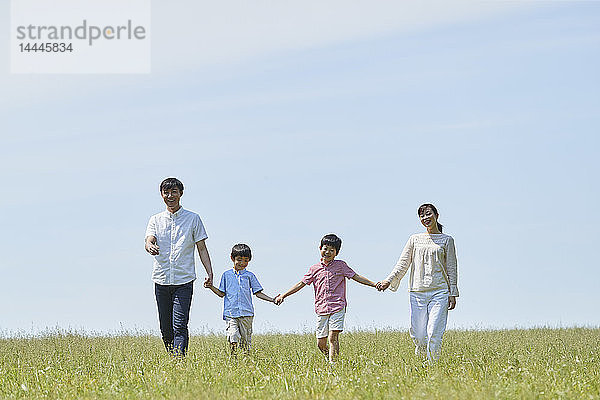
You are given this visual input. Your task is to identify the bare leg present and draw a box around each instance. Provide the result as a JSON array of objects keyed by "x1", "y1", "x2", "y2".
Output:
[
  {"x1": 317, "y1": 337, "x2": 328, "y2": 357},
  {"x1": 328, "y1": 330, "x2": 340, "y2": 362}
]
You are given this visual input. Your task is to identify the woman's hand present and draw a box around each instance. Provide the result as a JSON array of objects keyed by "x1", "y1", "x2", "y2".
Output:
[
  {"x1": 376, "y1": 281, "x2": 390, "y2": 291},
  {"x1": 448, "y1": 296, "x2": 456, "y2": 310}
]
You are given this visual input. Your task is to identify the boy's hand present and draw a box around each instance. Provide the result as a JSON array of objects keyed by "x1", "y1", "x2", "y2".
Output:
[
  {"x1": 376, "y1": 281, "x2": 390, "y2": 291},
  {"x1": 274, "y1": 294, "x2": 284, "y2": 305}
]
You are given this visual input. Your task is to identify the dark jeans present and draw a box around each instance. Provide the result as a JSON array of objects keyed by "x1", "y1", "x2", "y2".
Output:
[{"x1": 155, "y1": 281, "x2": 193, "y2": 356}]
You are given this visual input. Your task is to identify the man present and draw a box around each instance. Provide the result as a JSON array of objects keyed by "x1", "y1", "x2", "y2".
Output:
[{"x1": 145, "y1": 177, "x2": 213, "y2": 356}]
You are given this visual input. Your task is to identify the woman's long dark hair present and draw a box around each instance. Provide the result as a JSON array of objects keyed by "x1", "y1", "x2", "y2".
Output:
[{"x1": 418, "y1": 203, "x2": 443, "y2": 233}]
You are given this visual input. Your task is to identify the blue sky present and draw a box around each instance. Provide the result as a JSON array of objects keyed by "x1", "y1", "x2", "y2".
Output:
[{"x1": 1, "y1": 1, "x2": 599, "y2": 336}]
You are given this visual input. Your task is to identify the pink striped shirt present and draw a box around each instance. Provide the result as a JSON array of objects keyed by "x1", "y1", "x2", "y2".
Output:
[{"x1": 302, "y1": 259, "x2": 356, "y2": 315}]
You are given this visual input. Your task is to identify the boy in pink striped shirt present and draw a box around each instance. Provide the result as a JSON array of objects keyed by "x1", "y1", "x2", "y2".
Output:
[{"x1": 275, "y1": 234, "x2": 377, "y2": 362}]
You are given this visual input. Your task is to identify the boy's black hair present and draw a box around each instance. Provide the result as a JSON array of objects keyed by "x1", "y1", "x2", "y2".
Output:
[
  {"x1": 320, "y1": 234, "x2": 342, "y2": 253},
  {"x1": 231, "y1": 243, "x2": 252, "y2": 260},
  {"x1": 160, "y1": 177, "x2": 184, "y2": 193}
]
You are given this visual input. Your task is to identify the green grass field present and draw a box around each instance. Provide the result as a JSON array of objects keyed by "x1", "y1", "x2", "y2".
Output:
[{"x1": 1, "y1": 328, "x2": 598, "y2": 399}]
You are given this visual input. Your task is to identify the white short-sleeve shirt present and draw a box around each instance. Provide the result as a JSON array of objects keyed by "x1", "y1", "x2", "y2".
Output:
[{"x1": 145, "y1": 207, "x2": 208, "y2": 285}]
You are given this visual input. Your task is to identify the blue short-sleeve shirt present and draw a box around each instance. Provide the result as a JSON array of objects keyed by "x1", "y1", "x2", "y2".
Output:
[{"x1": 219, "y1": 269, "x2": 263, "y2": 320}]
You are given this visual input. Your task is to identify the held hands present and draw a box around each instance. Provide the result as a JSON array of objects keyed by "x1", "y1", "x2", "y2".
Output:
[
  {"x1": 272, "y1": 294, "x2": 283, "y2": 306},
  {"x1": 203, "y1": 276, "x2": 213, "y2": 288},
  {"x1": 274, "y1": 294, "x2": 284, "y2": 305},
  {"x1": 375, "y1": 281, "x2": 390, "y2": 292}
]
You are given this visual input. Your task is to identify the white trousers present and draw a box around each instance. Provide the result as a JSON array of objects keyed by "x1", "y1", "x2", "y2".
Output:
[{"x1": 409, "y1": 288, "x2": 449, "y2": 362}]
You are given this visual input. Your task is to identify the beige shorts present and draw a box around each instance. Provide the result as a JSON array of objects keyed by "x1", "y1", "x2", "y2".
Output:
[
  {"x1": 225, "y1": 316, "x2": 254, "y2": 348},
  {"x1": 316, "y1": 309, "x2": 346, "y2": 338}
]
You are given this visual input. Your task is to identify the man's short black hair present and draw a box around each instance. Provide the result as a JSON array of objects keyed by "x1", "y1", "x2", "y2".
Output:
[
  {"x1": 160, "y1": 177, "x2": 184, "y2": 193},
  {"x1": 231, "y1": 243, "x2": 252, "y2": 260},
  {"x1": 320, "y1": 234, "x2": 342, "y2": 253}
]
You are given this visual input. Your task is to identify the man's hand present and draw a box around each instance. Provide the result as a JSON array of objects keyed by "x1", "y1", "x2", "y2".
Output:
[
  {"x1": 204, "y1": 276, "x2": 213, "y2": 288},
  {"x1": 145, "y1": 238, "x2": 159, "y2": 255},
  {"x1": 375, "y1": 281, "x2": 390, "y2": 291},
  {"x1": 448, "y1": 296, "x2": 456, "y2": 310},
  {"x1": 196, "y1": 240, "x2": 214, "y2": 288},
  {"x1": 274, "y1": 294, "x2": 284, "y2": 305}
]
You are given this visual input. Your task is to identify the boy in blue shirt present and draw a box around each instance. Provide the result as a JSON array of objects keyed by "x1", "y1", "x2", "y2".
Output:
[{"x1": 205, "y1": 243, "x2": 279, "y2": 354}]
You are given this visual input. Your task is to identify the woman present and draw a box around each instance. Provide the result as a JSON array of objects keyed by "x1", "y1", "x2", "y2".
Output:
[{"x1": 376, "y1": 204, "x2": 459, "y2": 362}]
